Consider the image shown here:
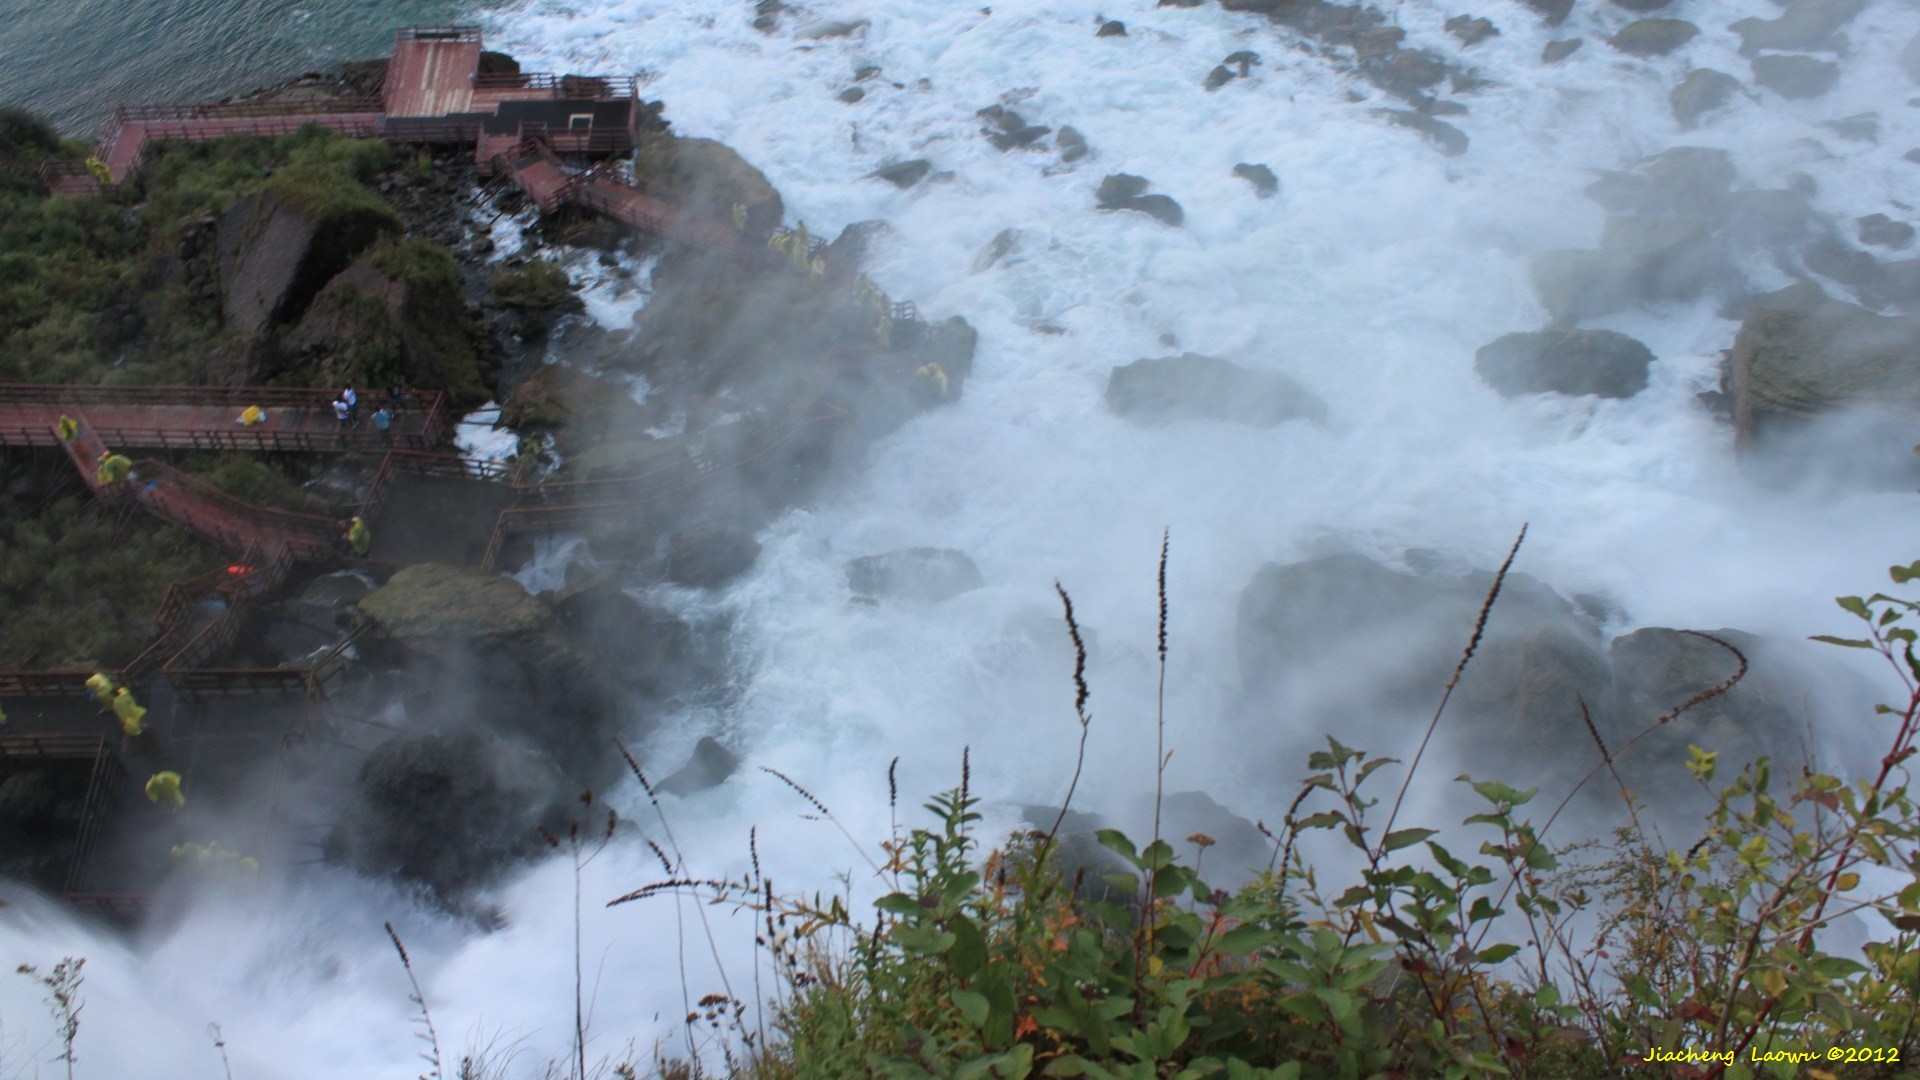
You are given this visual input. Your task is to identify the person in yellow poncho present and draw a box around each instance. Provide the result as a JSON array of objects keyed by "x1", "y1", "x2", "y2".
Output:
[
  {"x1": 237, "y1": 404, "x2": 267, "y2": 427},
  {"x1": 344, "y1": 516, "x2": 371, "y2": 557},
  {"x1": 145, "y1": 771, "x2": 184, "y2": 808},
  {"x1": 111, "y1": 687, "x2": 147, "y2": 736},
  {"x1": 85, "y1": 157, "x2": 111, "y2": 185},
  {"x1": 916, "y1": 362, "x2": 950, "y2": 399},
  {"x1": 85, "y1": 672, "x2": 116, "y2": 705},
  {"x1": 56, "y1": 415, "x2": 77, "y2": 441},
  {"x1": 96, "y1": 451, "x2": 132, "y2": 488}
]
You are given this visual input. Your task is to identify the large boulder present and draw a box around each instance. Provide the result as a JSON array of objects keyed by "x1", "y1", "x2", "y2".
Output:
[
  {"x1": 1095, "y1": 174, "x2": 1184, "y2": 226},
  {"x1": 356, "y1": 565, "x2": 618, "y2": 779},
  {"x1": 549, "y1": 576, "x2": 730, "y2": 699},
  {"x1": 282, "y1": 241, "x2": 489, "y2": 403},
  {"x1": 1751, "y1": 54, "x2": 1840, "y2": 99},
  {"x1": 665, "y1": 522, "x2": 763, "y2": 589},
  {"x1": 1375, "y1": 110, "x2": 1469, "y2": 156},
  {"x1": 323, "y1": 732, "x2": 572, "y2": 899},
  {"x1": 632, "y1": 135, "x2": 784, "y2": 235},
  {"x1": 657, "y1": 736, "x2": 741, "y2": 796},
  {"x1": 1106, "y1": 353, "x2": 1326, "y2": 427},
  {"x1": 1584, "y1": 147, "x2": 1735, "y2": 219},
  {"x1": 1726, "y1": 298, "x2": 1920, "y2": 478},
  {"x1": 845, "y1": 547, "x2": 984, "y2": 604},
  {"x1": 1670, "y1": 69, "x2": 1744, "y2": 129},
  {"x1": 1608, "y1": 18, "x2": 1700, "y2": 56},
  {"x1": 1475, "y1": 328, "x2": 1655, "y2": 398},
  {"x1": 1730, "y1": 0, "x2": 1865, "y2": 56},
  {"x1": 502, "y1": 363, "x2": 651, "y2": 451},
  {"x1": 1236, "y1": 552, "x2": 1613, "y2": 784},
  {"x1": 217, "y1": 187, "x2": 399, "y2": 340}
]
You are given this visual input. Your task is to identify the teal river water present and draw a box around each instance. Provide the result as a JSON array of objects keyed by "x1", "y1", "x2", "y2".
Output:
[{"x1": 0, "y1": 0, "x2": 501, "y2": 137}]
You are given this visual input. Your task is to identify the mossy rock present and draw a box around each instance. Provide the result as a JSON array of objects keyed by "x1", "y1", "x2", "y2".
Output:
[
  {"x1": 501, "y1": 364, "x2": 651, "y2": 450},
  {"x1": 357, "y1": 564, "x2": 554, "y2": 644},
  {"x1": 632, "y1": 135, "x2": 784, "y2": 235},
  {"x1": 1608, "y1": 18, "x2": 1699, "y2": 56}
]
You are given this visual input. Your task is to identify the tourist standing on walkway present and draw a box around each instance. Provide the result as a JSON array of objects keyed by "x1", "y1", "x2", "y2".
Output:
[
  {"x1": 372, "y1": 407, "x2": 392, "y2": 435},
  {"x1": 387, "y1": 382, "x2": 407, "y2": 416},
  {"x1": 343, "y1": 386, "x2": 360, "y2": 426},
  {"x1": 333, "y1": 398, "x2": 351, "y2": 431},
  {"x1": 344, "y1": 516, "x2": 371, "y2": 557}
]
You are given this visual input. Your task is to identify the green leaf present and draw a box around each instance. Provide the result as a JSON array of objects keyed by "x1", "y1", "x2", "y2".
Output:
[
  {"x1": 1892, "y1": 561, "x2": 1920, "y2": 584},
  {"x1": 949, "y1": 914, "x2": 986, "y2": 979},
  {"x1": 1095, "y1": 829, "x2": 1138, "y2": 864},
  {"x1": 1294, "y1": 812, "x2": 1345, "y2": 831},
  {"x1": 877, "y1": 892, "x2": 924, "y2": 916},
  {"x1": 1140, "y1": 839, "x2": 1175, "y2": 871},
  {"x1": 1837, "y1": 595, "x2": 1871, "y2": 619},
  {"x1": 1810, "y1": 635, "x2": 1874, "y2": 649},
  {"x1": 1383, "y1": 828, "x2": 1436, "y2": 853},
  {"x1": 1477, "y1": 943, "x2": 1520, "y2": 964},
  {"x1": 953, "y1": 988, "x2": 990, "y2": 1028},
  {"x1": 1043, "y1": 1057, "x2": 1089, "y2": 1077}
]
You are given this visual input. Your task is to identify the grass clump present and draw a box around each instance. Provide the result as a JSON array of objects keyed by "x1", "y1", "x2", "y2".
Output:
[{"x1": 193, "y1": 453, "x2": 312, "y2": 513}]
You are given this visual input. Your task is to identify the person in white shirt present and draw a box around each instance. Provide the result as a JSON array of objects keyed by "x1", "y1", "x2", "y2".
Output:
[{"x1": 333, "y1": 399, "x2": 351, "y2": 430}]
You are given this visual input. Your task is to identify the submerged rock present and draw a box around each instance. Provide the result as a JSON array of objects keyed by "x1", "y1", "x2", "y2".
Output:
[
  {"x1": 1097, "y1": 19, "x2": 1127, "y2": 37},
  {"x1": 1728, "y1": 298, "x2": 1920, "y2": 455},
  {"x1": 1521, "y1": 0, "x2": 1574, "y2": 24},
  {"x1": 1730, "y1": 0, "x2": 1864, "y2": 55},
  {"x1": 1374, "y1": 109, "x2": 1469, "y2": 156},
  {"x1": 1542, "y1": 39, "x2": 1584, "y2": 64},
  {"x1": 1858, "y1": 214, "x2": 1915, "y2": 250},
  {"x1": 1056, "y1": 126, "x2": 1090, "y2": 163},
  {"x1": 1445, "y1": 15, "x2": 1499, "y2": 46},
  {"x1": 1475, "y1": 328, "x2": 1654, "y2": 399},
  {"x1": 1106, "y1": 353, "x2": 1326, "y2": 426},
  {"x1": 845, "y1": 547, "x2": 984, "y2": 604}
]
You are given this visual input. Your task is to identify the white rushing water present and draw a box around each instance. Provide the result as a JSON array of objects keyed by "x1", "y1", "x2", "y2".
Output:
[{"x1": 6, "y1": 0, "x2": 1920, "y2": 1075}]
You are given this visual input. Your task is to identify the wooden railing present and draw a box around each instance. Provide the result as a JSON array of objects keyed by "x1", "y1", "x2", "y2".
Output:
[
  {"x1": 397, "y1": 25, "x2": 482, "y2": 43},
  {"x1": 109, "y1": 98, "x2": 383, "y2": 123},
  {"x1": 64, "y1": 737, "x2": 124, "y2": 894}
]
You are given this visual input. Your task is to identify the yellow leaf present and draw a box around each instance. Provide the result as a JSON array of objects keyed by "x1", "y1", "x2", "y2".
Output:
[
  {"x1": 1757, "y1": 967, "x2": 1786, "y2": 996},
  {"x1": 1836, "y1": 872, "x2": 1861, "y2": 892}
]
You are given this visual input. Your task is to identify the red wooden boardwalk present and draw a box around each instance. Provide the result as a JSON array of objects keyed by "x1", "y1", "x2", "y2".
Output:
[
  {"x1": 383, "y1": 28, "x2": 484, "y2": 118},
  {"x1": 0, "y1": 384, "x2": 447, "y2": 452},
  {"x1": 498, "y1": 140, "x2": 747, "y2": 252}
]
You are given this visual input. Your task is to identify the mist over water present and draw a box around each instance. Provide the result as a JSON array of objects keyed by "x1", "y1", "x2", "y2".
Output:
[{"x1": 6, "y1": 0, "x2": 1920, "y2": 1074}]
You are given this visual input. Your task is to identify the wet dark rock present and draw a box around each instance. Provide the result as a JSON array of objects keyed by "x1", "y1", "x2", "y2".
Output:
[
  {"x1": 324, "y1": 732, "x2": 572, "y2": 899},
  {"x1": 978, "y1": 105, "x2": 1051, "y2": 151},
  {"x1": 824, "y1": 219, "x2": 894, "y2": 275},
  {"x1": 1720, "y1": 188, "x2": 1819, "y2": 249},
  {"x1": 1204, "y1": 65, "x2": 1237, "y2": 92},
  {"x1": 845, "y1": 548, "x2": 984, "y2": 604},
  {"x1": 1355, "y1": 26, "x2": 1406, "y2": 59},
  {"x1": 1903, "y1": 31, "x2": 1920, "y2": 82},
  {"x1": 1106, "y1": 353, "x2": 1326, "y2": 426},
  {"x1": 502, "y1": 364, "x2": 649, "y2": 452},
  {"x1": 838, "y1": 87, "x2": 865, "y2": 104},
  {"x1": 870, "y1": 159, "x2": 932, "y2": 188},
  {"x1": 1233, "y1": 162, "x2": 1280, "y2": 198},
  {"x1": 1445, "y1": 15, "x2": 1499, "y2": 46},
  {"x1": 549, "y1": 577, "x2": 728, "y2": 699},
  {"x1": 1751, "y1": 54, "x2": 1839, "y2": 99},
  {"x1": 1542, "y1": 38, "x2": 1584, "y2": 63},
  {"x1": 799, "y1": 18, "x2": 870, "y2": 39},
  {"x1": 1522, "y1": 0, "x2": 1574, "y2": 24},
  {"x1": 665, "y1": 522, "x2": 763, "y2": 589},
  {"x1": 1858, "y1": 214, "x2": 1915, "y2": 250},
  {"x1": 1375, "y1": 109, "x2": 1469, "y2": 156},
  {"x1": 972, "y1": 228, "x2": 1025, "y2": 273},
  {"x1": 657, "y1": 736, "x2": 741, "y2": 796},
  {"x1": 1609, "y1": 18, "x2": 1699, "y2": 56},
  {"x1": 1670, "y1": 69, "x2": 1744, "y2": 128},
  {"x1": 1611, "y1": 0, "x2": 1673, "y2": 10},
  {"x1": 1906, "y1": 149, "x2": 1920, "y2": 166},
  {"x1": 1360, "y1": 46, "x2": 1453, "y2": 99},
  {"x1": 854, "y1": 65, "x2": 881, "y2": 81},
  {"x1": 1475, "y1": 328, "x2": 1654, "y2": 399},
  {"x1": 1056, "y1": 126, "x2": 1090, "y2": 162},
  {"x1": 1097, "y1": 19, "x2": 1127, "y2": 37},
  {"x1": 1096, "y1": 174, "x2": 1184, "y2": 225},
  {"x1": 1731, "y1": 0, "x2": 1865, "y2": 56},
  {"x1": 1224, "y1": 50, "x2": 1262, "y2": 76}
]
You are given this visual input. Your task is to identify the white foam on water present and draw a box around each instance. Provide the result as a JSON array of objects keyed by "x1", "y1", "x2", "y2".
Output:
[{"x1": 8, "y1": 0, "x2": 1920, "y2": 1073}]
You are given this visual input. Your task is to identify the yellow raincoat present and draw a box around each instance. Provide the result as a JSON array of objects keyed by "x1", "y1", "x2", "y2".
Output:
[
  {"x1": 96, "y1": 452, "x2": 132, "y2": 487},
  {"x1": 112, "y1": 687, "x2": 147, "y2": 736},
  {"x1": 145, "y1": 771, "x2": 185, "y2": 807},
  {"x1": 57, "y1": 415, "x2": 77, "y2": 440},
  {"x1": 85, "y1": 672, "x2": 116, "y2": 705},
  {"x1": 346, "y1": 516, "x2": 371, "y2": 557}
]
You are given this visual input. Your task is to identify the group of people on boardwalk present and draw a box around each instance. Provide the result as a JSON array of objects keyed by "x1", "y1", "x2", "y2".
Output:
[{"x1": 330, "y1": 383, "x2": 410, "y2": 435}]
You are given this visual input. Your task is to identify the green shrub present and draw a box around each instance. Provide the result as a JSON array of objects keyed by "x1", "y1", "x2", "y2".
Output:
[
  {"x1": 618, "y1": 541, "x2": 1920, "y2": 1079},
  {"x1": 489, "y1": 257, "x2": 579, "y2": 311},
  {"x1": 195, "y1": 453, "x2": 311, "y2": 512}
]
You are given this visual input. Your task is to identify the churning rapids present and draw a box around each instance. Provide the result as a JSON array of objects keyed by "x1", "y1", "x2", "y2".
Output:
[{"x1": 7, "y1": 0, "x2": 1920, "y2": 1074}]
